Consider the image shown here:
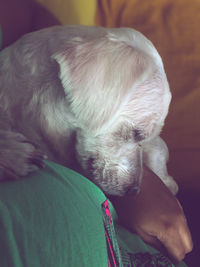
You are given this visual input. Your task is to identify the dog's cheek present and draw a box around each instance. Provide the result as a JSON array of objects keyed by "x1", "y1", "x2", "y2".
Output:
[{"x1": 83, "y1": 155, "x2": 125, "y2": 195}]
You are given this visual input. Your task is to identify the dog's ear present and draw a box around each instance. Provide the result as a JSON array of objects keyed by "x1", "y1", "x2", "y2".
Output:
[
  {"x1": 53, "y1": 34, "x2": 155, "y2": 134},
  {"x1": 122, "y1": 65, "x2": 171, "y2": 140}
]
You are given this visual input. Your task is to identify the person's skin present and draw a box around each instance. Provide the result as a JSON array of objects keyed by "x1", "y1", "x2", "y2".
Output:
[
  {"x1": 110, "y1": 166, "x2": 193, "y2": 263},
  {"x1": 0, "y1": 0, "x2": 193, "y2": 263}
]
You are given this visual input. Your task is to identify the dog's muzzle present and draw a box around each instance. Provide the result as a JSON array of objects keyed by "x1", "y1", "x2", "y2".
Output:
[
  {"x1": 125, "y1": 152, "x2": 143, "y2": 196},
  {"x1": 126, "y1": 186, "x2": 140, "y2": 196}
]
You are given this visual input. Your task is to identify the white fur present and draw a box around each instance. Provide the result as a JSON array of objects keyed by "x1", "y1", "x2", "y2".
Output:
[{"x1": 0, "y1": 25, "x2": 178, "y2": 196}]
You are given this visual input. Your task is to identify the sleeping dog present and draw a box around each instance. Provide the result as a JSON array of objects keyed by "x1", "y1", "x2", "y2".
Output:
[{"x1": 0, "y1": 25, "x2": 178, "y2": 196}]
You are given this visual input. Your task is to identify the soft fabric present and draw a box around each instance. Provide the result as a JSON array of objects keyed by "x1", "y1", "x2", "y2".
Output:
[
  {"x1": 0, "y1": 161, "x2": 186, "y2": 267},
  {"x1": 0, "y1": 161, "x2": 109, "y2": 267},
  {"x1": 95, "y1": 0, "x2": 200, "y2": 191},
  {"x1": 36, "y1": 0, "x2": 96, "y2": 25}
]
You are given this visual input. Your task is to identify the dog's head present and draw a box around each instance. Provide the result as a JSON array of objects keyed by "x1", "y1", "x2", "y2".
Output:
[{"x1": 53, "y1": 27, "x2": 171, "y2": 196}]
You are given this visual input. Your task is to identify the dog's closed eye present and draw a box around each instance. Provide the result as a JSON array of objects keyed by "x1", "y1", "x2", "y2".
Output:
[{"x1": 133, "y1": 129, "x2": 145, "y2": 142}]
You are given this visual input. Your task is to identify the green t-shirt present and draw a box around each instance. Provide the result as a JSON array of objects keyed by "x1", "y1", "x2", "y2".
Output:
[
  {"x1": 0, "y1": 161, "x2": 186, "y2": 267},
  {"x1": 0, "y1": 161, "x2": 110, "y2": 267}
]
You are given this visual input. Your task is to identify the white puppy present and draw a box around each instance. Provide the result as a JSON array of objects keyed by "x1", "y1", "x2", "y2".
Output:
[{"x1": 0, "y1": 25, "x2": 178, "y2": 196}]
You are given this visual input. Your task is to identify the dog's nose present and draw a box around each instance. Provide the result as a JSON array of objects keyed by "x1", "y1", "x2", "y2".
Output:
[{"x1": 126, "y1": 186, "x2": 140, "y2": 196}]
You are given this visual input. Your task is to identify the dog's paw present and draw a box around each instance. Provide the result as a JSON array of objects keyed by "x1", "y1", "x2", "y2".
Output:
[{"x1": 0, "y1": 131, "x2": 47, "y2": 180}]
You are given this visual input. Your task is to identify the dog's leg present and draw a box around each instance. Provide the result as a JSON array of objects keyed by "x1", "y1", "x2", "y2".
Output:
[
  {"x1": 0, "y1": 130, "x2": 46, "y2": 180},
  {"x1": 142, "y1": 136, "x2": 178, "y2": 195}
]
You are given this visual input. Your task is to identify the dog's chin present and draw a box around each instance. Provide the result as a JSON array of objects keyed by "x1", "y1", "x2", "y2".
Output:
[
  {"x1": 105, "y1": 185, "x2": 141, "y2": 197},
  {"x1": 76, "y1": 148, "x2": 143, "y2": 196},
  {"x1": 79, "y1": 160, "x2": 142, "y2": 197}
]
